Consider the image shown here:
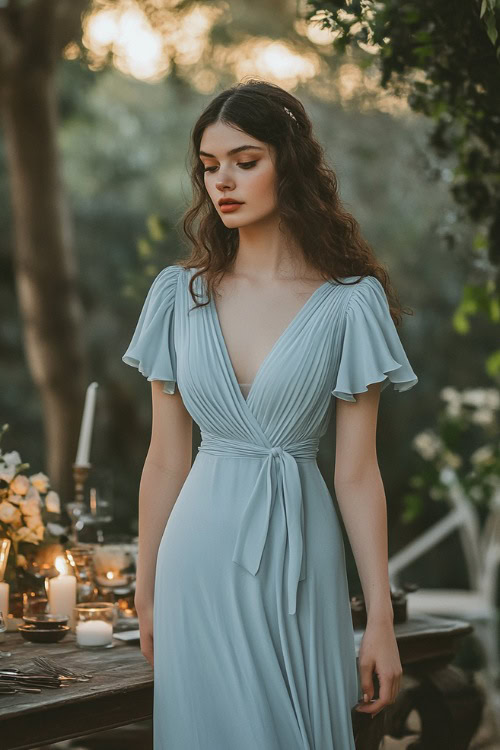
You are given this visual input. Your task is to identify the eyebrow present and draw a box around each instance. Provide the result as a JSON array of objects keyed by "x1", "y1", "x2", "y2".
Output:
[{"x1": 199, "y1": 145, "x2": 264, "y2": 158}]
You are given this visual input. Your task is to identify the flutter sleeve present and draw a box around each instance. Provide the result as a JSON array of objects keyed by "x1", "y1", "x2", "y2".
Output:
[
  {"x1": 122, "y1": 265, "x2": 181, "y2": 395},
  {"x1": 332, "y1": 276, "x2": 418, "y2": 402}
]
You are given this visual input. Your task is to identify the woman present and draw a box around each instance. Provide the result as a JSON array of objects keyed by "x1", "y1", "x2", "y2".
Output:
[{"x1": 122, "y1": 79, "x2": 418, "y2": 749}]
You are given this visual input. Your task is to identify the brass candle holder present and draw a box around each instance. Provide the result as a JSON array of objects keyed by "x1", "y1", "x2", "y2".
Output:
[{"x1": 66, "y1": 463, "x2": 92, "y2": 544}]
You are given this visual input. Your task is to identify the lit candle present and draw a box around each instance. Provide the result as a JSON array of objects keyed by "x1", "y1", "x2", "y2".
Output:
[
  {"x1": 96, "y1": 570, "x2": 128, "y2": 587},
  {"x1": 0, "y1": 581, "x2": 9, "y2": 618},
  {"x1": 75, "y1": 382, "x2": 99, "y2": 466},
  {"x1": 48, "y1": 556, "x2": 77, "y2": 627},
  {"x1": 76, "y1": 619, "x2": 113, "y2": 647}
]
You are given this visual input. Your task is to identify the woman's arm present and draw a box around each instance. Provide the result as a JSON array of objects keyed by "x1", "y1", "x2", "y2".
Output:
[
  {"x1": 135, "y1": 380, "x2": 193, "y2": 611},
  {"x1": 334, "y1": 382, "x2": 402, "y2": 716}
]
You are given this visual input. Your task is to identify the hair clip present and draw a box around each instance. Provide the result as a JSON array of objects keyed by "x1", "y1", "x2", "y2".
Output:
[{"x1": 283, "y1": 106, "x2": 297, "y2": 123}]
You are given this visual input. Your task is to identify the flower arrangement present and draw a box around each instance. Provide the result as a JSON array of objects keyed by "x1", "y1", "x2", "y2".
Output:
[
  {"x1": 403, "y1": 387, "x2": 500, "y2": 522},
  {"x1": 0, "y1": 424, "x2": 64, "y2": 571}
]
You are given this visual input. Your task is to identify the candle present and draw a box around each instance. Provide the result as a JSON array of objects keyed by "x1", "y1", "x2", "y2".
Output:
[
  {"x1": 0, "y1": 581, "x2": 9, "y2": 618},
  {"x1": 48, "y1": 556, "x2": 77, "y2": 627},
  {"x1": 96, "y1": 570, "x2": 128, "y2": 588},
  {"x1": 75, "y1": 382, "x2": 99, "y2": 466},
  {"x1": 76, "y1": 619, "x2": 113, "y2": 647}
]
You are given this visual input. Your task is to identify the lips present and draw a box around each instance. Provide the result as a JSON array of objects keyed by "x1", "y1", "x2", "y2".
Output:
[{"x1": 219, "y1": 199, "x2": 243, "y2": 206}]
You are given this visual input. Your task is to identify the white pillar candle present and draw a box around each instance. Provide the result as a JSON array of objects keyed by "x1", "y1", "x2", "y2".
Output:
[
  {"x1": 75, "y1": 382, "x2": 99, "y2": 466},
  {"x1": 48, "y1": 571, "x2": 77, "y2": 628},
  {"x1": 76, "y1": 619, "x2": 113, "y2": 647},
  {"x1": 0, "y1": 581, "x2": 9, "y2": 619}
]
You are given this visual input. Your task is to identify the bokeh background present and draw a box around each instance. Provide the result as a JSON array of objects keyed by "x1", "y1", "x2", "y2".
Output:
[{"x1": 0, "y1": 2, "x2": 499, "y2": 744}]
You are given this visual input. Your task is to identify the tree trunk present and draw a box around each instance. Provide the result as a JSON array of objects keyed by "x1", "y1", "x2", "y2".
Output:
[{"x1": 1, "y1": 65, "x2": 88, "y2": 503}]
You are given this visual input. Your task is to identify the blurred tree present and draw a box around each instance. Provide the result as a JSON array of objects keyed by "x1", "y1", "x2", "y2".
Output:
[{"x1": 0, "y1": 0, "x2": 92, "y2": 502}]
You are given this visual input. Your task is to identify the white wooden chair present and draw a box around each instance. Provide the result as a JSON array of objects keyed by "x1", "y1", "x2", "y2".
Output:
[{"x1": 388, "y1": 468, "x2": 500, "y2": 726}]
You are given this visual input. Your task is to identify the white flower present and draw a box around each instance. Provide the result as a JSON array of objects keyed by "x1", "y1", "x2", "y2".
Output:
[
  {"x1": 471, "y1": 408, "x2": 495, "y2": 427},
  {"x1": 6, "y1": 493, "x2": 22, "y2": 506},
  {"x1": 24, "y1": 485, "x2": 42, "y2": 503},
  {"x1": 412, "y1": 430, "x2": 443, "y2": 460},
  {"x1": 2, "y1": 451, "x2": 21, "y2": 467},
  {"x1": 29, "y1": 472, "x2": 50, "y2": 494},
  {"x1": 0, "y1": 465, "x2": 16, "y2": 483},
  {"x1": 25, "y1": 513, "x2": 43, "y2": 531},
  {"x1": 484, "y1": 389, "x2": 500, "y2": 410},
  {"x1": 33, "y1": 523, "x2": 45, "y2": 541},
  {"x1": 45, "y1": 490, "x2": 60, "y2": 514},
  {"x1": 444, "y1": 400, "x2": 463, "y2": 419},
  {"x1": 0, "y1": 500, "x2": 22, "y2": 524},
  {"x1": 46, "y1": 522, "x2": 66, "y2": 536},
  {"x1": 443, "y1": 450, "x2": 462, "y2": 469},
  {"x1": 10, "y1": 474, "x2": 30, "y2": 495},
  {"x1": 471, "y1": 445, "x2": 495, "y2": 465},
  {"x1": 440, "y1": 386, "x2": 461, "y2": 403},
  {"x1": 19, "y1": 494, "x2": 42, "y2": 517},
  {"x1": 465, "y1": 387, "x2": 500, "y2": 411},
  {"x1": 11, "y1": 526, "x2": 40, "y2": 544}
]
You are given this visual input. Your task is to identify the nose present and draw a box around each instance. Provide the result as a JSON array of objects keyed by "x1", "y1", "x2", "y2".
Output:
[{"x1": 215, "y1": 172, "x2": 235, "y2": 192}]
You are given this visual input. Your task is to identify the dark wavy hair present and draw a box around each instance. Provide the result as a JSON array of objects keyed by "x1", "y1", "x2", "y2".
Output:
[{"x1": 177, "y1": 78, "x2": 412, "y2": 326}]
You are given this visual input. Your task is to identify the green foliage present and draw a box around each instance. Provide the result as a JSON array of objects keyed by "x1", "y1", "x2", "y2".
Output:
[{"x1": 304, "y1": 0, "x2": 500, "y2": 300}]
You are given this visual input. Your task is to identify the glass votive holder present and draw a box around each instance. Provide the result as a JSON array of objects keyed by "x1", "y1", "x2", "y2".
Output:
[{"x1": 74, "y1": 602, "x2": 116, "y2": 649}]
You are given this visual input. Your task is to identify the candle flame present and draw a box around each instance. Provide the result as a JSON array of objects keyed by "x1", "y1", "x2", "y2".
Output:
[
  {"x1": 106, "y1": 571, "x2": 114, "y2": 580},
  {"x1": 55, "y1": 555, "x2": 69, "y2": 576}
]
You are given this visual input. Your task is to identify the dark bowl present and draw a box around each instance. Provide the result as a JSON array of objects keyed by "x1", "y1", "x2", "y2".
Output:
[
  {"x1": 18, "y1": 624, "x2": 70, "y2": 643},
  {"x1": 22, "y1": 614, "x2": 69, "y2": 629}
]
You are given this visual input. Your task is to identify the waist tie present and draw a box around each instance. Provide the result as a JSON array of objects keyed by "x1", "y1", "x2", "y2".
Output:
[{"x1": 197, "y1": 434, "x2": 320, "y2": 616}]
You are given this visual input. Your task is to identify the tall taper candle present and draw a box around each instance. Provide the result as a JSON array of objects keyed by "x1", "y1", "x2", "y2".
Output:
[{"x1": 75, "y1": 382, "x2": 98, "y2": 466}]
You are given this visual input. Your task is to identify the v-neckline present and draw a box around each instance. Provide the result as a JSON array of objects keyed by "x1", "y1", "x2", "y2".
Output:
[{"x1": 209, "y1": 279, "x2": 333, "y2": 406}]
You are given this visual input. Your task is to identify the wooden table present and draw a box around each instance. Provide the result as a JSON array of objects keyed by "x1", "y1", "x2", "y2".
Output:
[
  {"x1": 0, "y1": 614, "x2": 486, "y2": 750},
  {"x1": 352, "y1": 613, "x2": 486, "y2": 749},
  {"x1": 0, "y1": 630, "x2": 153, "y2": 750}
]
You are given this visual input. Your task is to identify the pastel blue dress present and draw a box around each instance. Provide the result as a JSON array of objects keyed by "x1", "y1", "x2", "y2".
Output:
[{"x1": 122, "y1": 265, "x2": 418, "y2": 749}]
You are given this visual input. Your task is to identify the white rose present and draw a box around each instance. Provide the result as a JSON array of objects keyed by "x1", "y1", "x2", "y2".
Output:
[
  {"x1": 25, "y1": 513, "x2": 43, "y2": 530},
  {"x1": 11, "y1": 526, "x2": 35, "y2": 543},
  {"x1": 10, "y1": 474, "x2": 30, "y2": 495},
  {"x1": 0, "y1": 466, "x2": 16, "y2": 483},
  {"x1": 33, "y1": 524, "x2": 45, "y2": 542},
  {"x1": 46, "y1": 522, "x2": 66, "y2": 536},
  {"x1": 7, "y1": 493, "x2": 23, "y2": 505},
  {"x1": 13, "y1": 525, "x2": 42, "y2": 544},
  {"x1": 2, "y1": 451, "x2": 21, "y2": 467},
  {"x1": 0, "y1": 501, "x2": 22, "y2": 524},
  {"x1": 19, "y1": 496, "x2": 42, "y2": 517},
  {"x1": 45, "y1": 490, "x2": 61, "y2": 514},
  {"x1": 25, "y1": 485, "x2": 42, "y2": 503},
  {"x1": 29, "y1": 472, "x2": 50, "y2": 494}
]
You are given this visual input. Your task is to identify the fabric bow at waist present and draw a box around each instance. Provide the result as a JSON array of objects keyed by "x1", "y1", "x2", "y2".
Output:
[{"x1": 197, "y1": 434, "x2": 320, "y2": 616}]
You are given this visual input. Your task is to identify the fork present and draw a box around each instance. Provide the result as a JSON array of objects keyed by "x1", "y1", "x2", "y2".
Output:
[{"x1": 32, "y1": 656, "x2": 93, "y2": 680}]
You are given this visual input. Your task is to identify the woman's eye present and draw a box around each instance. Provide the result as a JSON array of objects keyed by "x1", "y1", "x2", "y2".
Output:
[{"x1": 203, "y1": 160, "x2": 257, "y2": 173}]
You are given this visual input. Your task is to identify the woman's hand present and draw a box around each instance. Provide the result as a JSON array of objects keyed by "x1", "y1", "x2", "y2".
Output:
[
  {"x1": 135, "y1": 599, "x2": 154, "y2": 668},
  {"x1": 355, "y1": 618, "x2": 402, "y2": 718}
]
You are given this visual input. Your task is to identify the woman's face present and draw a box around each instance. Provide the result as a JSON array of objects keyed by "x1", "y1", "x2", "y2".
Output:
[{"x1": 199, "y1": 121, "x2": 278, "y2": 228}]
